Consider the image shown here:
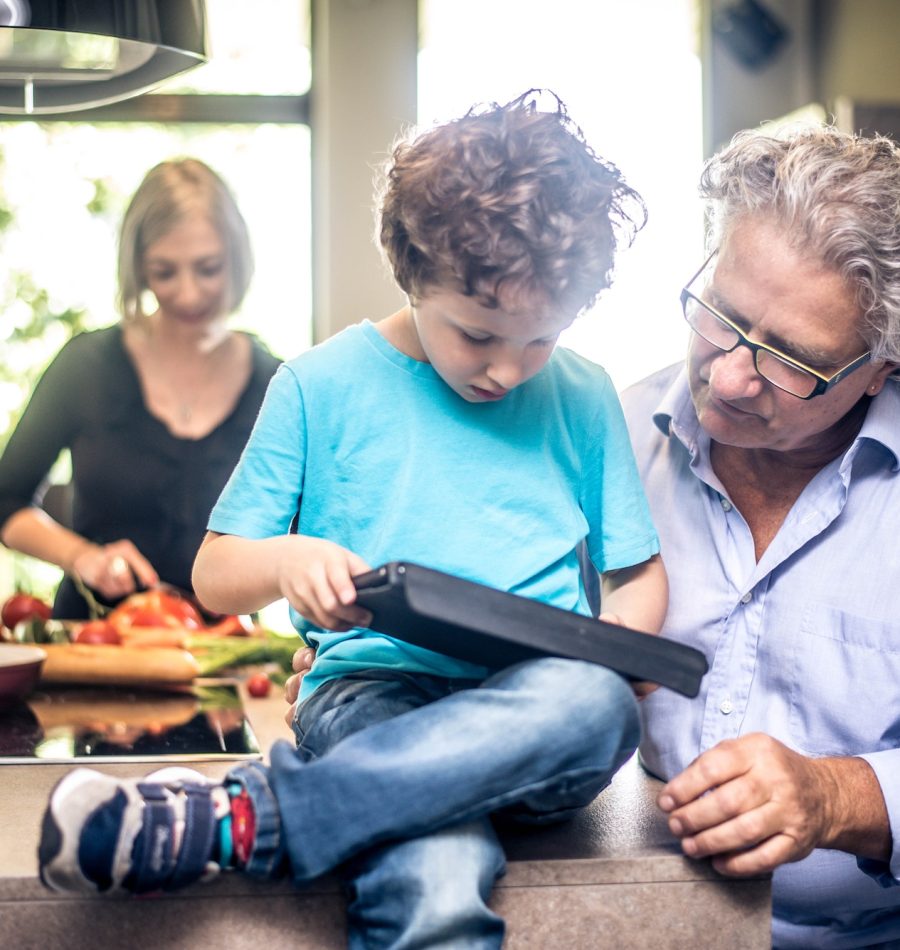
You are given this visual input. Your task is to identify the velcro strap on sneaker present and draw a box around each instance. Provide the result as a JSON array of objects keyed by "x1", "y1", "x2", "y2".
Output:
[
  {"x1": 165, "y1": 783, "x2": 217, "y2": 890},
  {"x1": 126, "y1": 784, "x2": 175, "y2": 894}
]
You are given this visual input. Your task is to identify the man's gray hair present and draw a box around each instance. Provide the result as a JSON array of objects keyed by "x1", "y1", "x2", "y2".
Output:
[{"x1": 700, "y1": 124, "x2": 900, "y2": 363}]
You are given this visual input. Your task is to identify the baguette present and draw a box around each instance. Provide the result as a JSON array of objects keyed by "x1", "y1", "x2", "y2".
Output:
[
  {"x1": 30, "y1": 693, "x2": 200, "y2": 730},
  {"x1": 39, "y1": 644, "x2": 200, "y2": 686}
]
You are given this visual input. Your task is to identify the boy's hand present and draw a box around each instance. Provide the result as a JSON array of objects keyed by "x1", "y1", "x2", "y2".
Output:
[
  {"x1": 599, "y1": 610, "x2": 659, "y2": 700},
  {"x1": 278, "y1": 537, "x2": 373, "y2": 632},
  {"x1": 283, "y1": 645, "x2": 316, "y2": 726}
]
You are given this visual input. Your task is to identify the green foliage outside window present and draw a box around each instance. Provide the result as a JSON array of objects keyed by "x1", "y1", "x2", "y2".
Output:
[{"x1": 0, "y1": 148, "x2": 115, "y2": 450}]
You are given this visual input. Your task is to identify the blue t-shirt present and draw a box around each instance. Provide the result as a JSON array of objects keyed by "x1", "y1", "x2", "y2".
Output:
[{"x1": 210, "y1": 320, "x2": 658, "y2": 696}]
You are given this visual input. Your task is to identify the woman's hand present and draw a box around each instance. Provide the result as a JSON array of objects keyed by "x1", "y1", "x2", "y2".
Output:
[
  {"x1": 71, "y1": 540, "x2": 159, "y2": 600},
  {"x1": 283, "y1": 645, "x2": 316, "y2": 727}
]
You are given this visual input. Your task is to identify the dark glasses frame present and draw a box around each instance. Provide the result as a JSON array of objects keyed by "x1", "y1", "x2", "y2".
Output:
[{"x1": 681, "y1": 252, "x2": 872, "y2": 400}]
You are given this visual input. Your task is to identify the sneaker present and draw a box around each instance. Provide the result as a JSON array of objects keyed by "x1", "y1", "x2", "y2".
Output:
[{"x1": 38, "y1": 766, "x2": 231, "y2": 895}]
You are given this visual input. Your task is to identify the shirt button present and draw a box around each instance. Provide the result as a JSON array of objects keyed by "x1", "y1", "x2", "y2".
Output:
[
  {"x1": 740, "y1": 592, "x2": 752, "y2": 604},
  {"x1": 720, "y1": 699, "x2": 734, "y2": 715},
  {"x1": 721, "y1": 498, "x2": 733, "y2": 512}
]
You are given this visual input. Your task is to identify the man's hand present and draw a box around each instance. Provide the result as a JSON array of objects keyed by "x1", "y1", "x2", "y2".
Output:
[
  {"x1": 283, "y1": 646, "x2": 316, "y2": 727},
  {"x1": 657, "y1": 733, "x2": 890, "y2": 877}
]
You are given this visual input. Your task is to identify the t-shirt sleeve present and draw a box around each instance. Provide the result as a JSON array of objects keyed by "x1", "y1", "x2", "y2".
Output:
[
  {"x1": 581, "y1": 374, "x2": 659, "y2": 573},
  {"x1": 207, "y1": 365, "x2": 307, "y2": 539}
]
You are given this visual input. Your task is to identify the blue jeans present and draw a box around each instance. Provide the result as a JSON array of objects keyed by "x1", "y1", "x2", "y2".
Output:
[{"x1": 228, "y1": 657, "x2": 640, "y2": 949}]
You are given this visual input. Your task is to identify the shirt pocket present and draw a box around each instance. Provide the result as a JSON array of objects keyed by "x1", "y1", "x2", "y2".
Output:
[{"x1": 790, "y1": 604, "x2": 900, "y2": 756}]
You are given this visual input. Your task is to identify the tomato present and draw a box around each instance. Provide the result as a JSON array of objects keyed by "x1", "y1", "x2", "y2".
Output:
[
  {"x1": 108, "y1": 590, "x2": 203, "y2": 632},
  {"x1": 204, "y1": 614, "x2": 253, "y2": 637},
  {"x1": 1, "y1": 592, "x2": 52, "y2": 629},
  {"x1": 74, "y1": 620, "x2": 122, "y2": 645},
  {"x1": 125, "y1": 607, "x2": 172, "y2": 628},
  {"x1": 246, "y1": 672, "x2": 272, "y2": 698},
  {"x1": 154, "y1": 592, "x2": 203, "y2": 629}
]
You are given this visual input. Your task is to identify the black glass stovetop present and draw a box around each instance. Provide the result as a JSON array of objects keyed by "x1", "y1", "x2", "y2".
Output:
[{"x1": 0, "y1": 681, "x2": 261, "y2": 764}]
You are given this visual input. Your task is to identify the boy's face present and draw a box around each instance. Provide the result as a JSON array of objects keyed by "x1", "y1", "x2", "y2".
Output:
[{"x1": 411, "y1": 288, "x2": 574, "y2": 402}]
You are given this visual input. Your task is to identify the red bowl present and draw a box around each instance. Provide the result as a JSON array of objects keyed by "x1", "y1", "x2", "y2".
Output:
[{"x1": 0, "y1": 644, "x2": 47, "y2": 708}]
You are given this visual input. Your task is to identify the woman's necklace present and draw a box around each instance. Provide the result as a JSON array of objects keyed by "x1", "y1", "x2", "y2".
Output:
[
  {"x1": 176, "y1": 339, "x2": 233, "y2": 425},
  {"x1": 141, "y1": 323, "x2": 235, "y2": 433}
]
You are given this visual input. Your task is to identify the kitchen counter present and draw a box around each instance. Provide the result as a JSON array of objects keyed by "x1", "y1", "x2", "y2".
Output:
[{"x1": 0, "y1": 679, "x2": 771, "y2": 949}]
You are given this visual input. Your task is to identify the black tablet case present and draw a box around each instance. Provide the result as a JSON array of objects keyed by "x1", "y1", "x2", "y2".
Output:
[{"x1": 353, "y1": 562, "x2": 708, "y2": 698}]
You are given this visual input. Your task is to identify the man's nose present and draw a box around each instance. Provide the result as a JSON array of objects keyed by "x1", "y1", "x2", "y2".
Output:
[{"x1": 707, "y1": 343, "x2": 765, "y2": 399}]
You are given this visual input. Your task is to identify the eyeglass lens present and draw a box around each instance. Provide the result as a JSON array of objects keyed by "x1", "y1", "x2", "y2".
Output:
[{"x1": 683, "y1": 295, "x2": 819, "y2": 397}]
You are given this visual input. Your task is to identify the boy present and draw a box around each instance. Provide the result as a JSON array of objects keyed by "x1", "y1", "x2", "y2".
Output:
[{"x1": 39, "y1": 91, "x2": 667, "y2": 948}]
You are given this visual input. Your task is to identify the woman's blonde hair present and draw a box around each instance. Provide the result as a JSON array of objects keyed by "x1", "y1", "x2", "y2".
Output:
[{"x1": 117, "y1": 158, "x2": 253, "y2": 322}]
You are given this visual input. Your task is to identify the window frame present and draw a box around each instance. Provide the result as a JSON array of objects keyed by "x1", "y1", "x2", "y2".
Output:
[{"x1": 0, "y1": 93, "x2": 308, "y2": 125}]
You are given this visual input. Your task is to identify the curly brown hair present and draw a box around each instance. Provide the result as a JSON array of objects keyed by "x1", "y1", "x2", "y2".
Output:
[{"x1": 378, "y1": 90, "x2": 646, "y2": 316}]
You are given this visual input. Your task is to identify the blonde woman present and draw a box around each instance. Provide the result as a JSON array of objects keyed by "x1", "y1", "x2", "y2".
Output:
[{"x1": 0, "y1": 159, "x2": 280, "y2": 617}]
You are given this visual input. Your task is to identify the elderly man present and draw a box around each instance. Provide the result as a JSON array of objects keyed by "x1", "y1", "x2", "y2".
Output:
[{"x1": 622, "y1": 124, "x2": 900, "y2": 947}]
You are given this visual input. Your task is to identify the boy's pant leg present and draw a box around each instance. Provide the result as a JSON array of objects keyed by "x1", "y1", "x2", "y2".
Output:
[
  {"x1": 342, "y1": 818, "x2": 506, "y2": 950},
  {"x1": 256, "y1": 656, "x2": 639, "y2": 881},
  {"x1": 289, "y1": 670, "x2": 506, "y2": 948}
]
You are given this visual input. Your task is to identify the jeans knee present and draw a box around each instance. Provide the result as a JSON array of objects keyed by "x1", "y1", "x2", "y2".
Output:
[
  {"x1": 344, "y1": 821, "x2": 505, "y2": 949},
  {"x1": 521, "y1": 658, "x2": 641, "y2": 765}
]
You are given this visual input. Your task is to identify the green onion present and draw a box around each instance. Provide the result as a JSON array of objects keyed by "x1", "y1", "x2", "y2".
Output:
[{"x1": 187, "y1": 631, "x2": 302, "y2": 679}]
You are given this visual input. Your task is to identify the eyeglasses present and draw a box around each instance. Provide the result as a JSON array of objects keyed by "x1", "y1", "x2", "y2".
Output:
[{"x1": 680, "y1": 253, "x2": 872, "y2": 400}]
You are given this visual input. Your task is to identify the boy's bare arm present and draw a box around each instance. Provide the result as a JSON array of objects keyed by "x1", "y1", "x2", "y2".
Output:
[
  {"x1": 599, "y1": 553, "x2": 668, "y2": 634},
  {"x1": 192, "y1": 531, "x2": 372, "y2": 630}
]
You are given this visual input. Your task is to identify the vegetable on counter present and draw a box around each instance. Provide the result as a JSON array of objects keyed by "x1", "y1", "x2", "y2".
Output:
[
  {"x1": 4, "y1": 588, "x2": 304, "y2": 686},
  {"x1": 246, "y1": 671, "x2": 273, "y2": 697},
  {"x1": 105, "y1": 589, "x2": 255, "y2": 644},
  {"x1": 9, "y1": 615, "x2": 302, "y2": 684},
  {"x1": 74, "y1": 620, "x2": 122, "y2": 645},
  {"x1": 107, "y1": 589, "x2": 205, "y2": 632},
  {"x1": 187, "y1": 631, "x2": 301, "y2": 680},
  {"x1": 2, "y1": 592, "x2": 52, "y2": 631}
]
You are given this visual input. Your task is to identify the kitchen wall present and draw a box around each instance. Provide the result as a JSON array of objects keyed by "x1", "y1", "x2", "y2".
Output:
[
  {"x1": 704, "y1": 0, "x2": 900, "y2": 154},
  {"x1": 311, "y1": 0, "x2": 414, "y2": 342}
]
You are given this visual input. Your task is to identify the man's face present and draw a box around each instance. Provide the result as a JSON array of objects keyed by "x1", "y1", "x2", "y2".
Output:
[
  {"x1": 687, "y1": 217, "x2": 895, "y2": 454},
  {"x1": 411, "y1": 287, "x2": 574, "y2": 403}
]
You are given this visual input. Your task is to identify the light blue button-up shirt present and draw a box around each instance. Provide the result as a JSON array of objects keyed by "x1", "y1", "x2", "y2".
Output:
[{"x1": 622, "y1": 364, "x2": 900, "y2": 949}]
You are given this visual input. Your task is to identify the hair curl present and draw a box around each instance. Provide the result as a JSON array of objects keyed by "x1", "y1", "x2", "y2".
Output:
[
  {"x1": 117, "y1": 158, "x2": 253, "y2": 322},
  {"x1": 700, "y1": 124, "x2": 900, "y2": 363},
  {"x1": 377, "y1": 90, "x2": 646, "y2": 317}
]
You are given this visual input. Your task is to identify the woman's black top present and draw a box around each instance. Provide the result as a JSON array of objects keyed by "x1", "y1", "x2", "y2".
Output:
[{"x1": 0, "y1": 326, "x2": 281, "y2": 618}]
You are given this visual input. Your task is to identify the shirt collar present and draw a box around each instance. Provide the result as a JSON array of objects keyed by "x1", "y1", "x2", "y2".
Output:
[
  {"x1": 651, "y1": 368, "x2": 900, "y2": 472},
  {"x1": 857, "y1": 377, "x2": 900, "y2": 471},
  {"x1": 651, "y1": 365, "x2": 701, "y2": 450}
]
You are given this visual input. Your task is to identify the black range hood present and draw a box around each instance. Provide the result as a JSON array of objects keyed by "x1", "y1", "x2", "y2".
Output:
[{"x1": 0, "y1": 0, "x2": 207, "y2": 115}]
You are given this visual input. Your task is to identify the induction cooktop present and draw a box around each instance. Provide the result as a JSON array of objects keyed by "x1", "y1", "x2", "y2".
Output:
[{"x1": 0, "y1": 681, "x2": 262, "y2": 764}]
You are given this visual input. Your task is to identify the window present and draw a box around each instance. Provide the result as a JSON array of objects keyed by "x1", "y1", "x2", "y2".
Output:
[
  {"x1": 0, "y1": 1, "x2": 311, "y2": 613},
  {"x1": 0, "y1": 0, "x2": 313, "y2": 441},
  {"x1": 418, "y1": 0, "x2": 703, "y2": 390}
]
